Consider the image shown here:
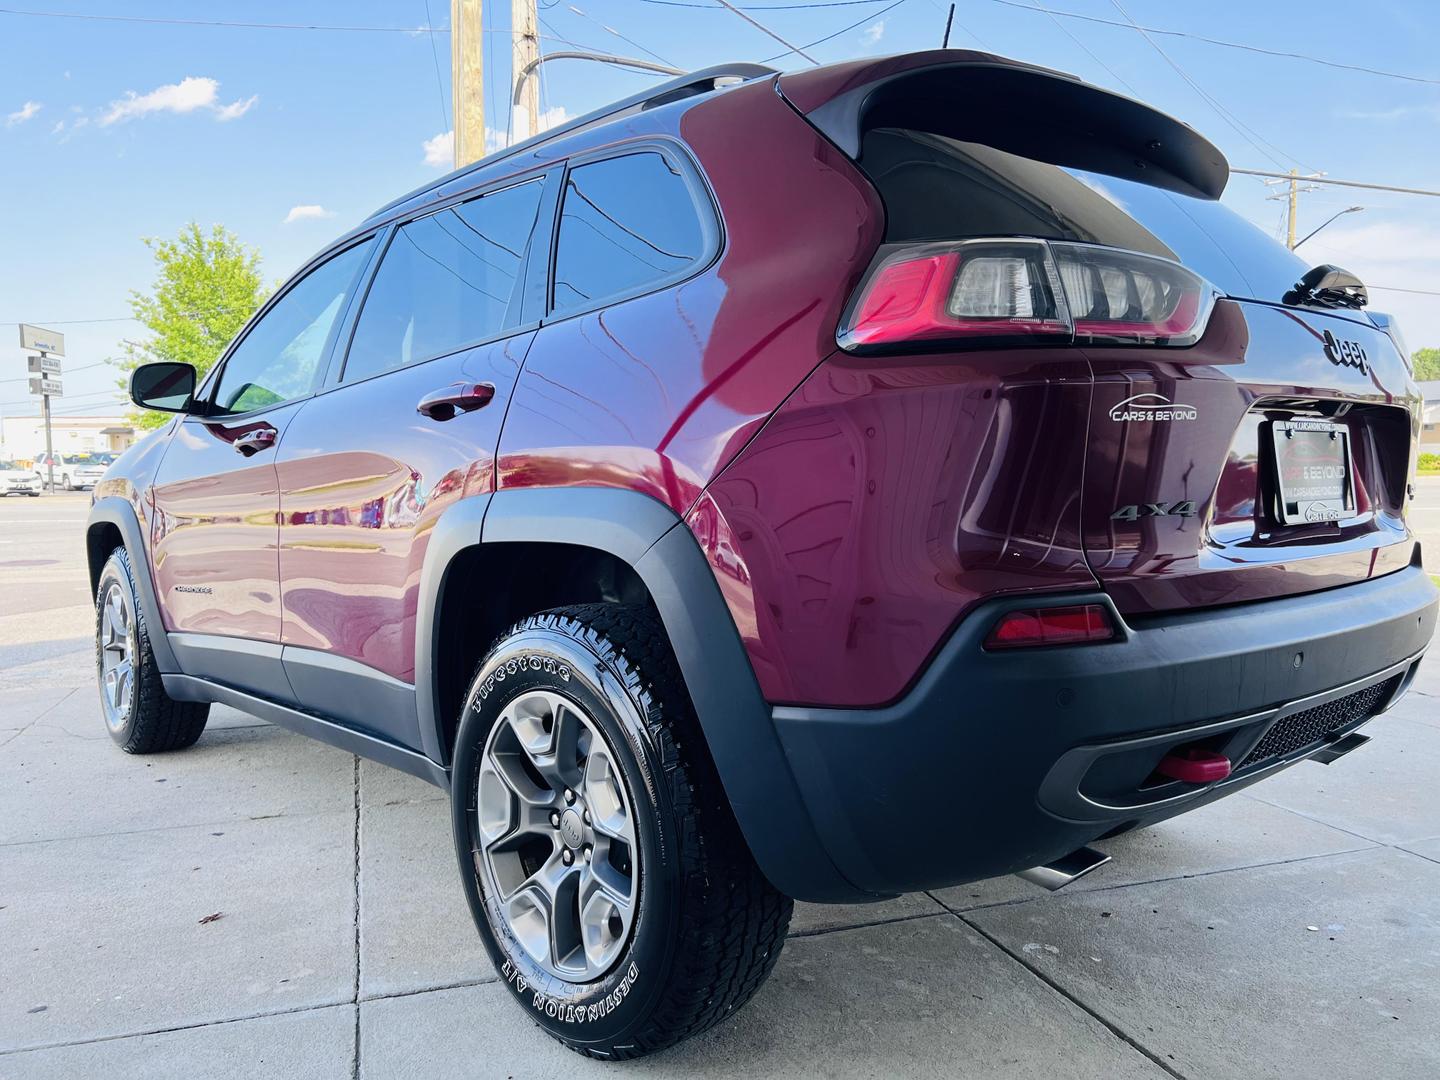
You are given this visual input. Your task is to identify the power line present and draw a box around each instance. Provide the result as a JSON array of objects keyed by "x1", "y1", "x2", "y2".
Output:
[
  {"x1": 712, "y1": 0, "x2": 818, "y2": 64},
  {"x1": 1105, "y1": 0, "x2": 1310, "y2": 173},
  {"x1": 1034, "y1": 5, "x2": 1138, "y2": 97},
  {"x1": 421, "y1": 0, "x2": 449, "y2": 129},
  {"x1": 564, "y1": 5, "x2": 677, "y2": 69},
  {"x1": 639, "y1": 0, "x2": 892, "y2": 8},
  {"x1": 761, "y1": 0, "x2": 908, "y2": 62},
  {"x1": 0, "y1": 317, "x2": 134, "y2": 325},
  {"x1": 985, "y1": 0, "x2": 1440, "y2": 87},
  {"x1": 1231, "y1": 169, "x2": 1440, "y2": 198}
]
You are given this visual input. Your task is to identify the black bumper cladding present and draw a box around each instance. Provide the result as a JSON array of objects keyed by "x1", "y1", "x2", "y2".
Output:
[{"x1": 770, "y1": 564, "x2": 1436, "y2": 900}]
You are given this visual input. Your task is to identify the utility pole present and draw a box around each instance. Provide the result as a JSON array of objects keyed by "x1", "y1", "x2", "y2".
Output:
[
  {"x1": 511, "y1": 0, "x2": 540, "y2": 142},
  {"x1": 1264, "y1": 169, "x2": 1321, "y2": 251},
  {"x1": 451, "y1": 0, "x2": 485, "y2": 168}
]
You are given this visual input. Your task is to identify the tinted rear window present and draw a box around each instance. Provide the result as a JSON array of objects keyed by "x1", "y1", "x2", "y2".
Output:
[
  {"x1": 861, "y1": 128, "x2": 1310, "y2": 305},
  {"x1": 551, "y1": 151, "x2": 707, "y2": 316}
]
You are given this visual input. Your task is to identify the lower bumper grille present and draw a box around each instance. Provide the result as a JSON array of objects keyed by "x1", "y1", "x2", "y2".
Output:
[{"x1": 1240, "y1": 675, "x2": 1401, "y2": 769}]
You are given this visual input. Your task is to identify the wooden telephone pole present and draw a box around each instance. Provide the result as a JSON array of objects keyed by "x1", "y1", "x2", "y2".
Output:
[
  {"x1": 451, "y1": 0, "x2": 485, "y2": 168},
  {"x1": 511, "y1": 0, "x2": 540, "y2": 142}
]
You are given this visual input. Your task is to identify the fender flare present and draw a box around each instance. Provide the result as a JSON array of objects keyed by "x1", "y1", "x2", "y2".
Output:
[
  {"x1": 413, "y1": 486, "x2": 863, "y2": 902},
  {"x1": 87, "y1": 496, "x2": 179, "y2": 673}
]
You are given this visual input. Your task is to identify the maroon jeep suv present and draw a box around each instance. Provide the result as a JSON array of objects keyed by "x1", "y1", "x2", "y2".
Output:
[{"x1": 90, "y1": 52, "x2": 1435, "y2": 1058}]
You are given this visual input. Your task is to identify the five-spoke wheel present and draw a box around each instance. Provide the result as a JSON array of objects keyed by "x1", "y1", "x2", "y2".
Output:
[
  {"x1": 476, "y1": 689, "x2": 638, "y2": 982},
  {"x1": 98, "y1": 579, "x2": 136, "y2": 730}
]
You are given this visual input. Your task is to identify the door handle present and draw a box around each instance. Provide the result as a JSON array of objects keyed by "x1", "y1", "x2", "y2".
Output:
[
  {"x1": 417, "y1": 382, "x2": 495, "y2": 422},
  {"x1": 233, "y1": 426, "x2": 278, "y2": 456}
]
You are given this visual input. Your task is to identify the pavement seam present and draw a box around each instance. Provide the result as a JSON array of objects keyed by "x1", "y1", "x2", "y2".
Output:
[
  {"x1": 351, "y1": 755, "x2": 362, "y2": 1080},
  {"x1": 357, "y1": 976, "x2": 501, "y2": 1004},
  {"x1": 1243, "y1": 790, "x2": 1427, "y2": 846},
  {"x1": 929, "y1": 844, "x2": 1381, "y2": 917},
  {"x1": 955, "y1": 910, "x2": 1190, "y2": 1080},
  {"x1": 0, "y1": 806, "x2": 355, "y2": 850},
  {"x1": 787, "y1": 909, "x2": 947, "y2": 940},
  {"x1": 0, "y1": 1000, "x2": 355, "y2": 1057},
  {"x1": 0, "y1": 685, "x2": 80, "y2": 749}
]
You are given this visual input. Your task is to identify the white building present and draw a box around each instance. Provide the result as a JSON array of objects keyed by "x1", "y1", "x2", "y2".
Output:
[
  {"x1": 1421, "y1": 381, "x2": 1440, "y2": 454},
  {"x1": 0, "y1": 414, "x2": 136, "y2": 465}
]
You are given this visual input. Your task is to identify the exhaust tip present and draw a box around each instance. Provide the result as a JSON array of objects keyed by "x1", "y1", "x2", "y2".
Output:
[{"x1": 1016, "y1": 845, "x2": 1111, "y2": 892}]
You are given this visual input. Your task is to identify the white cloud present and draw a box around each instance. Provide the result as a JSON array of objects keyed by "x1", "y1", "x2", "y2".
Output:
[
  {"x1": 425, "y1": 106, "x2": 571, "y2": 169},
  {"x1": 1336, "y1": 103, "x2": 1440, "y2": 124},
  {"x1": 215, "y1": 94, "x2": 259, "y2": 122},
  {"x1": 284, "y1": 204, "x2": 336, "y2": 224},
  {"x1": 100, "y1": 76, "x2": 257, "y2": 125},
  {"x1": 50, "y1": 120, "x2": 64, "y2": 135},
  {"x1": 6, "y1": 101, "x2": 42, "y2": 126},
  {"x1": 861, "y1": 20, "x2": 885, "y2": 46},
  {"x1": 423, "y1": 129, "x2": 454, "y2": 168},
  {"x1": 1303, "y1": 220, "x2": 1440, "y2": 348}
]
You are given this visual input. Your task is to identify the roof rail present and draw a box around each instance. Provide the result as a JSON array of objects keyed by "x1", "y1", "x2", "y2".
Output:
[{"x1": 365, "y1": 62, "x2": 776, "y2": 223}]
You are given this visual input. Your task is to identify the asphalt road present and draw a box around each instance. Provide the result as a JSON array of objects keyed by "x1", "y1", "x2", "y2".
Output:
[{"x1": 1, "y1": 488, "x2": 1438, "y2": 1079}]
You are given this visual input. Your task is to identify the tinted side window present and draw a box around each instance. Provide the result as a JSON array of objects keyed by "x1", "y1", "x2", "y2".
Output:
[
  {"x1": 551, "y1": 151, "x2": 706, "y2": 315},
  {"x1": 210, "y1": 239, "x2": 374, "y2": 416},
  {"x1": 344, "y1": 180, "x2": 544, "y2": 383}
]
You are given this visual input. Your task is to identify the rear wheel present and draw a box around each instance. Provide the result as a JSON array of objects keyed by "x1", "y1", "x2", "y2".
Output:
[
  {"x1": 452, "y1": 604, "x2": 791, "y2": 1059},
  {"x1": 95, "y1": 547, "x2": 209, "y2": 753},
  {"x1": 61, "y1": 472, "x2": 72, "y2": 491}
]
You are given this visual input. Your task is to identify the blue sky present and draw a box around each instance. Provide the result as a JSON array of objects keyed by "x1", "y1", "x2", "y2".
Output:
[{"x1": 2, "y1": 0, "x2": 1438, "y2": 420}]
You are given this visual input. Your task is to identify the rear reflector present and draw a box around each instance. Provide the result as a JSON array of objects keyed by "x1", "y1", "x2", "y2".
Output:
[
  {"x1": 984, "y1": 604, "x2": 1116, "y2": 649},
  {"x1": 839, "y1": 238, "x2": 1215, "y2": 352}
]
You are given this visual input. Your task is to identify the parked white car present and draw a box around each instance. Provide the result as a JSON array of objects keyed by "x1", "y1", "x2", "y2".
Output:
[
  {"x1": 1, "y1": 459, "x2": 41, "y2": 496},
  {"x1": 32, "y1": 452, "x2": 114, "y2": 490}
]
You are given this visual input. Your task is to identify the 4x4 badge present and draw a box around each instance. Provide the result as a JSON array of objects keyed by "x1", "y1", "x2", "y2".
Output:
[
  {"x1": 1322, "y1": 329, "x2": 1368, "y2": 374},
  {"x1": 1111, "y1": 500, "x2": 1197, "y2": 522}
]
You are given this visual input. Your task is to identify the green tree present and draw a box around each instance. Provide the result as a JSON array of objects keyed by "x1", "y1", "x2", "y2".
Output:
[
  {"x1": 1413, "y1": 347, "x2": 1440, "y2": 381},
  {"x1": 118, "y1": 223, "x2": 267, "y2": 429}
]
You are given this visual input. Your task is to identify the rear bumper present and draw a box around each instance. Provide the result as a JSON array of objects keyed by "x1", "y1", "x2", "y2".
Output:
[{"x1": 770, "y1": 564, "x2": 1437, "y2": 900}]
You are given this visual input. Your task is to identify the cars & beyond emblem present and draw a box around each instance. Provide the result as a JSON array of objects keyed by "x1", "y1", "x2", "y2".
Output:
[{"x1": 1109, "y1": 393, "x2": 1199, "y2": 422}]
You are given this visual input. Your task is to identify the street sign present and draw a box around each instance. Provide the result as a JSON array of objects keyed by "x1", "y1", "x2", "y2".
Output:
[
  {"x1": 28, "y1": 376, "x2": 63, "y2": 397},
  {"x1": 19, "y1": 324, "x2": 65, "y2": 356},
  {"x1": 27, "y1": 354, "x2": 62, "y2": 375}
]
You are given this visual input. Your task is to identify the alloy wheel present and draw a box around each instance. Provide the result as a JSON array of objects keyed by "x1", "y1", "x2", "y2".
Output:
[
  {"x1": 476, "y1": 689, "x2": 639, "y2": 982},
  {"x1": 98, "y1": 581, "x2": 136, "y2": 730}
]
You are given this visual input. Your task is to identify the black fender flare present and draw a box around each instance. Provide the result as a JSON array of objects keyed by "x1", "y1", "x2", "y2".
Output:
[
  {"x1": 413, "y1": 486, "x2": 863, "y2": 902},
  {"x1": 87, "y1": 496, "x2": 179, "y2": 673}
]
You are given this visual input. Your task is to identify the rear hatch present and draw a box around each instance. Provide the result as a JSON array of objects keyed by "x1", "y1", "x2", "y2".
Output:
[{"x1": 781, "y1": 52, "x2": 1421, "y2": 617}]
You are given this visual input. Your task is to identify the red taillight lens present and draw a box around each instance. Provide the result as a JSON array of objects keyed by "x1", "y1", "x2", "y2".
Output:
[
  {"x1": 984, "y1": 604, "x2": 1116, "y2": 650},
  {"x1": 839, "y1": 239, "x2": 1214, "y2": 352}
]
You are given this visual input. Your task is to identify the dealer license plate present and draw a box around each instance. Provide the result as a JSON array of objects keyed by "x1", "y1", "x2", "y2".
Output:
[{"x1": 1271, "y1": 419, "x2": 1356, "y2": 526}]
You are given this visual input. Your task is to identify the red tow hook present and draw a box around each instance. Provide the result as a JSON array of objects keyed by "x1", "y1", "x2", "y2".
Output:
[{"x1": 1156, "y1": 747, "x2": 1232, "y2": 784}]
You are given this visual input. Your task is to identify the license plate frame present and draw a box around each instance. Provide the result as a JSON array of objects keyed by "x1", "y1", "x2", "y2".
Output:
[{"x1": 1270, "y1": 418, "x2": 1356, "y2": 526}]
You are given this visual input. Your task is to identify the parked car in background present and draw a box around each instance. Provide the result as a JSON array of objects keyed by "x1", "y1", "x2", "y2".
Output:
[
  {"x1": 33, "y1": 451, "x2": 114, "y2": 490},
  {"x1": 0, "y1": 458, "x2": 41, "y2": 496},
  {"x1": 87, "y1": 51, "x2": 1436, "y2": 1060}
]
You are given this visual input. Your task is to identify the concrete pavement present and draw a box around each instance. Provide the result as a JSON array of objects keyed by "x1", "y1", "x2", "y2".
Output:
[{"x1": 1, "y1": 489, "x2": 1437, "y2": 1079}]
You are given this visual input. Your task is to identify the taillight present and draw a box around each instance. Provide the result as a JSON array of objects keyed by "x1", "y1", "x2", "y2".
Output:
[
  {"x1": 839, "y1": 239, "x2": 1215, "y2": 352},
  {"x1": 984, "y1": 604, "x2": 1116, "y2": 649}
]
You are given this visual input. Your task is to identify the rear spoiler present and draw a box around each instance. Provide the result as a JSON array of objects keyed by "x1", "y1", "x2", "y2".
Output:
[{"x1": 779, "y1": 50, "x2": 1229, "y2": 201}]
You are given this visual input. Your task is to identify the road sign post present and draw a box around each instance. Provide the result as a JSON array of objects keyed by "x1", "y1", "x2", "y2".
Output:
[{"x1": 19, "y1": 325, "x2": 64, "y2": 491}]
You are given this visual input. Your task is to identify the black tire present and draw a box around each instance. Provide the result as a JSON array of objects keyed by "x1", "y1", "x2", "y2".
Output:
[
  {"x1": 95, "y1": 546, "x2": 209, "y2": 753},
  {"x1": 61, "y1": 473, "x2": 72, "y2": 491},
  {"x1": 452, "y1": 604, "x2": 792, "y2": 1060}
]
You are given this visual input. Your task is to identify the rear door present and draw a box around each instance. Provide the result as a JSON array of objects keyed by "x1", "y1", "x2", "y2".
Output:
[
  {"x1": 150, "y1": 237, "x2": 376, "y2": 690},
  {"x1": 275, "y1": 171, "x2": 551, "y2": 748}
]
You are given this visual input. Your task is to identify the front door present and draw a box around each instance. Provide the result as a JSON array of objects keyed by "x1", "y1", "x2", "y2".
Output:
[
  {"x1": 150, "y1": 237, "x2": 376, "y2": 692},
  {"x1": 275, "y1": 173, "x2": 549, "y2": 747}
]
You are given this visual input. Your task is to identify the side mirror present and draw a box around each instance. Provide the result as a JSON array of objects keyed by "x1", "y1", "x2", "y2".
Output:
[{"x1": 129, "y1": 362, "x2": 198, "y2": 414}]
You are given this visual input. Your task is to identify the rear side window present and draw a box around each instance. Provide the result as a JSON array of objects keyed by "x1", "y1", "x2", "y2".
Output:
[
  {"x1": 344, "y1": 179, "x2": 544, "y2": 383},
  {"x1": 551, "y1": 150, "x2": 707, "y2": 316},
  {"x1": 210, "y1": 238, "x2": 374, "y2": 416}
]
